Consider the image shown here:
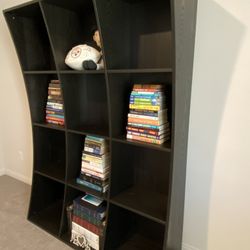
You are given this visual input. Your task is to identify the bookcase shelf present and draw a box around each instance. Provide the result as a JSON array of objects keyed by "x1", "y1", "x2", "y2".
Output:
[
  {"x1": 107, "y1": 69, "x2": 173, "y2": 74},
  {"x1": 33, "y1": 122, "x2": 65, "y2": 131},
  {"x1": 59, "y1": 70, "x2": 105, "y2": 75},
  {"x1": 4, "y1": 0, "x2": 197, "y2": 249},
  {"x1": 28, "y1": 174, "x2": 64, "y2": 236},
  {"x1": 23, "y1": 70, "x2": 58, "y2": 74},
  {"x1": 105, "y1": 204, "x2": 165, "y2": 250},
  {"x1": 110, "y1": 187, "x2": 167, "y2": 225},
  {"x1": 112, "y1": 136, "x2": 171, "y2": 152}
]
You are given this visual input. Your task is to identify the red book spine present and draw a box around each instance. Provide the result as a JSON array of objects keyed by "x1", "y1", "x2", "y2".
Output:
[{"x1": 72, "y1": 215, "x2": 102, "y2": 236}]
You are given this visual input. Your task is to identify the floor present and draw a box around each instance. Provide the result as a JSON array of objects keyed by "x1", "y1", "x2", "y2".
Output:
[{"x1": 0, "y1": 175, "x2": 71, "y2": 250}]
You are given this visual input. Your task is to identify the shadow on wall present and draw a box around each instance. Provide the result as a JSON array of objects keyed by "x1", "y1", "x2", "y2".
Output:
[{"x1": 183, "y1": 1, "x2": 245, "y2": 250}]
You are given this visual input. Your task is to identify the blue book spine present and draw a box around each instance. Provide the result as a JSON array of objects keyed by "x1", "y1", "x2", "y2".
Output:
[
  {"x1": 46, "y1": 114, "x2": 64, "y2": 119},
  {"x1": 127, "y1": 123, "x2": 162, "y2": 129},
  {"x1": 76, "y1": 178, "x2": 102, "y2": 192}
]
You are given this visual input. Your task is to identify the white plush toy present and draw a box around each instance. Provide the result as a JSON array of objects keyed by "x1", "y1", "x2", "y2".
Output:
[{"x1": 65, "y1": 30, "x2": 104, "y2": 70}]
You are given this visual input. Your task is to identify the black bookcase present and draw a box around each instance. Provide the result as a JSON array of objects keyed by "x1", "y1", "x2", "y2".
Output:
[{"x1": 3, "y1": 0, "x2": 197, "y2": 249}]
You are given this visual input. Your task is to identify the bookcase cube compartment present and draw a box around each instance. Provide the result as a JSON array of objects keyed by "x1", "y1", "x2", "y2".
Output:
[
  {"x1": 110, "y1": 141, "x2": 170, "y2": 223},
  {"x1": 41, "y1": 0, "x2": 99, "y2": 70},
  {"x1": 28, "y1": 174, "x2": 65, "y2": 236},
  {"x1": 33, "y1": 126, "x2": 66, "y2": 182},
  {"x1": 108, "y1": 72, "x2": 172, "y2": 150},
  {"x1": 24, "y1": 74, "x2": 60, "y2": 125},
  {"x1": 4, "y1": 3, "x2": 56, "y2": 71},
  {"x1": 105, "y1": 204, "x2": 165, "y2": 250},
  {"x1": 62, "y1": 74, "x2": 109, "y2": 136},
  {"x1": 60, "y1": 186, "x2": 105, "y2": 249},
  {"x1": 96, "y1": 0, "x2": 172, "y2": 69},
  {"x1": 66, "y1": 132, "x2": 109, "y2": 198}
]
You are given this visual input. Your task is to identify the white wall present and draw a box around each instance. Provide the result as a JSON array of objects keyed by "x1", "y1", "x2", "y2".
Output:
[
  {"x1": 0, "y1": 0, "x2": 32, "y2": 183},
  {"x1": 0, "y1": 0, "x2": 250, "y2": 249},
  {"x1": 183, "y1": 0, "x2": 250, "y2": 250}
]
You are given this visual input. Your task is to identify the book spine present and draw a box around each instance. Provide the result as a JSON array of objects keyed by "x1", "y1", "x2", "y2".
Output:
[
  {"x1": 82, "y1": 152, "x2": 110, "y2": 161},
  {"x1": 76, "y1": 178, "x2": 103, "y2": 192},
  {"x1": 48, "y1": 90, "x2": 62, "y2": 96},
  {"x1": 127, "y1": 118, "x2": 164, "y2": 126},
  {"x1": 127, "y1": 131, "x2": 168, "y2": 140},
  {"x1": 46, "y1": 110, "x2": 64, "y2": 115},
  {"x1": 129, "y1": 104, "x2": 161, "y2": 111},
  {"x1": 83, "y1": 172, "x2": 108, "y2": 181},
  {"x1": 46, "y1": 116, "x2": 64, "y2": 122},
  {"x1": 82, "y1": 160, "x2": 106, "y2": 168},
  {"x1": 46, "y1": 105, "x2": 63, "y2": 110},
  {"x1": 80, "y1": 174, "x2": 108, "y2": 187},
  {"x1": 86, "y1": 136, "x2": 105, "y2": 143},
  {"x1": 126, "y1": 134, "x2": 168, "y2": 144},
  {"x1": 127, "y1": 113, "x2": 166, "y2": 120},
  {"x1": 47, "y1": 95, "x2": 63, "y2": 101},
  {"x1": 82, "y1": 156, "x2": 110, "y2": 165},
  {"x1": 127, "y1": 122, "x2": 167, "y2": 130},
  {"x1": 72, "y1": 215, "x2": 103, "y2": 236},
  {"x1": 46, "y1": 114, "x2": 64, "y2": 119},
  {"x1": 133, "y1": 84, "x2": 163, "y2": 89},
  {"x1": 81, "y1": 169, "x2": 109, "y2": 179},
  {"x1": 46, "y1": 120, "x2": 64, "y2": 126},
  {"x1": 81, "y1": 164, "x2": 109, "y2": 174},
  {"x1": 48, "y1": 83, "x2": 61, "y2": 87},
  {"x1": 84, "y1": 146, "x2": 103, "y2": 155},
  {"x1": 74, "y1": 202, "x2": 105, "y2": 221},
  {"x1": 126, "y1": 126, "x2": 165, "y2": 135}
]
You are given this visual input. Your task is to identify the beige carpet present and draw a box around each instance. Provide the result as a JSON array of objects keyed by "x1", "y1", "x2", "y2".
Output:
[{"x1": 0, "y1": 175, "x2": 71, "y2": 250}]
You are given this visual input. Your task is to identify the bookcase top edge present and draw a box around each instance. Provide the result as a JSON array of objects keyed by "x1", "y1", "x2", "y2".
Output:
[{"x1": 3, "y1": 0, "x2": 40, "y2": 14}]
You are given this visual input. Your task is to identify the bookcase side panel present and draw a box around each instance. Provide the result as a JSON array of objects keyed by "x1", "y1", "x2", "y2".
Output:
[{"x1": 164, "y1": 1, "x2": 197, "y2": 249}]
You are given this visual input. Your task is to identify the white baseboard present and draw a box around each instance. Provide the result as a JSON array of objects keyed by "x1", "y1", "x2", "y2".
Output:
[
  {"x1": 5, "y1": 169, "x2": 32, "y2": 185},
  {"x1": 182, "y1": 243, "x2": 200, "y2": 250},
  {"x1": 0, "y1": 168, "x2": 5, "y2": 176}
]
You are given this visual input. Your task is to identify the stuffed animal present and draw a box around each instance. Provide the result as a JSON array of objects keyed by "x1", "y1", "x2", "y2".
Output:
[{"x1": 65, "y1": 29, "x2": 104, "y2": 71}]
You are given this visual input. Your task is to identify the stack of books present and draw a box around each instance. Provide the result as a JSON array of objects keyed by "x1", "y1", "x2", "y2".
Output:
[
  {"x1": 126, "y1": 84, "x2": 170, "y2": 145},
  {"x1": 76, "y1": 136, "x2": 109, "y2": 193},
  {"x1": 46, "y1": 80, "x2": 64, "y2": 126},
  {"x1": 70, "y1": 194, "x2": 106, "y2": 250}
]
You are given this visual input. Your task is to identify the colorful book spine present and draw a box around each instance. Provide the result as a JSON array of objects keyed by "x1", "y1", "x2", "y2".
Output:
[
  {"x1": 126, "y1": 134, "x2": 168, "y2": 144},
  {"x1": 72, "y1": 215, "x2": 103, "y2": 236},
  {"x1": 80, "y1": 174, "x2": 108, "y2": 187},
  {"x1": 76, "y1": 178, "x2": 108, "y2": 193},
  {"x1": 127, "y1": 117, "x2": 165, "y2": 126},
  {"x1": 129, "y1": 104, "x2": 162, "y2": 111},
  {"x1": 127, "y1": 122, "x2": 168, "y2": 130},
  {"x1": 73, "y1": 201, "x2": 106, "y2": 221},
  {"x1": 127, "y1": 131, "x2": 167, "y2": 140}
]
